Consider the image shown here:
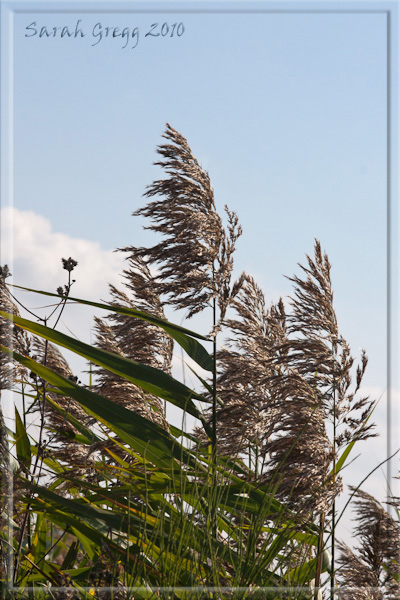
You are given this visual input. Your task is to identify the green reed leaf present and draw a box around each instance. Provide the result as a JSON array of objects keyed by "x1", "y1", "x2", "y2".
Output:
[
  {"x1": 14, "y1": 406, "x2": 31, "y2": 469},
  {"x1": 9, "y1": 284, "x2": 214, "y2": 371},
  {"x1": 1, "y1": 344, "x2": 209, "y2": 472},
  {"x1": 0, "y1": 311, "x2": 211, "y2": 429}
]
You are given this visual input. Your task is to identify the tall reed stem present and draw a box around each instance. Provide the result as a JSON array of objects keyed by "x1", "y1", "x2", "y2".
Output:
[
  {"x1": 331, "y1": 487, "x2": 336, "y2": 598},
  {"x1": 211, "y1": 291, "x2": 218, "y2": 546},
  {"x1": 315, "y1": 511, "x2": 325, "y2": 599},
  {"x1": 331, "y1": 343, "x2": 337, "y2": 600},
  {"x1": 210, "y1": 266, "x2": 219, "y2": 589},
  {"x1": 212, "y1": 295, "x2": 217, "y2": 463}
]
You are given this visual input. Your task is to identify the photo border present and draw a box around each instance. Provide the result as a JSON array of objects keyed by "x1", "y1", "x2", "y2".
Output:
[{"x1": 1, "y1": 0, "x2": 398, "y2": 596}]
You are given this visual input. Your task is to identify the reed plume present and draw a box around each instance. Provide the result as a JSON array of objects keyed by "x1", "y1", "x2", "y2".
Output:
[
  {"x1": 337, "y1": 488, "x2": 400, "y2": 599},
  {"x1": 282, "y1": 239, "x2": 375, "y2": 447},
  {"x1": 0, "y1": 266, "x2": 32, "y2": 523},
  {"x1": 259, "y1": 241, "x2": 375, "y2": 517},
  {"x1": 262, "y1": 370, "x2": 340, "y2": 516},
  {"x1": 197, "y1": 274, "x2": 284, "y2": 462},
  {"x1": 93, "y1": 255, "x2": 172, "y2": 430},
  {"x1": 128, "y1": 123, "x2": 242, "y2": 324},
  {"x1": 0, "y1": 266, "x2": 30, "y2": 390}
]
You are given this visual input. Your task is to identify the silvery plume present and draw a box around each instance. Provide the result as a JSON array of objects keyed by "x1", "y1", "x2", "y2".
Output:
[
  {"x1": 281, "y1": 239, "x2": 375, "y2": 448},
  {"x1": 198, "y1": 274, "x2": 285, "y2": 462},
  {"x1": 337, "y1": 488, "x2": 400, "y2": 600},
  {"x1": 261, "y1": 367, "x2": 340, "y2": 517},
  {"x1": 128, "y1": 123, "x2": 242, "y2": 324},
  {"x1": 261, "y1": 240, "x2": 375, "y2": 516},
  {"x1": 0, "y1": 267, "x2": 32, "y2": 507},
  {"x1": 0, "y1": 266, "x2": 30, "y2": 390},
  {"x1": 93, "y1": 255, "x2": 172, "y2": 433}
]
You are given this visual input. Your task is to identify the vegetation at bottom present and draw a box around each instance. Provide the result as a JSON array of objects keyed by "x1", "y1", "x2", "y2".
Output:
[{"x1": 0, "y1": 125, "x2": 399, "y2": 599}]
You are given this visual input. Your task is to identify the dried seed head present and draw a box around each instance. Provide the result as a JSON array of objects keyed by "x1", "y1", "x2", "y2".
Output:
[
  {"x1": 197, "y1": 274, "x2": 285, "y2": 459},
  {"x1": 338, "y1": 488, "x2": 400, "y2": 599},
  {"x1": 275, "y1": 240, "x2": 375, "y2": 447},
  {"x1": 92, "y1": 254, "x2": 171, "y2": 431},
  {"x1": 61, "y1": 257, "x2": 78, "y2": 272},
  {"x1": 261, "y1": 370, "x2": 342, "y2": 516},
  {"x1": 129, "y1": 124, "x2": 242, "y2": 322},
  {"x1": 256, "y1": 241, "x2": 378, "y2": 516},
  {"x1": 0, "y1": 275, "x2": 30, "y2": 390}
]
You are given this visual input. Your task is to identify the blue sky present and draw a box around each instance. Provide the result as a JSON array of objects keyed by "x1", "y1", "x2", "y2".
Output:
[
  {"x1": 10, "y1": 7, "x2": 388, "y2": 376},
  {"x1": 1, "y1": 1, "x2": 398, "y2": 535}
]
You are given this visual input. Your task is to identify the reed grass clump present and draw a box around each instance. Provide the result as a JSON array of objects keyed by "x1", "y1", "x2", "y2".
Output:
[
  {"x1": 337, "y1": 488, "x2": 400, "y2": 599},
  {"x1": 0, "y1": 125, "x2": 397, "y2": 600}
]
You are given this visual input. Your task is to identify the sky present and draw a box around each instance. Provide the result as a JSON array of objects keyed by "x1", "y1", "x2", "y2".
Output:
[{"x1": 1, "y1": 0, "x2": 399, "y2": 545}]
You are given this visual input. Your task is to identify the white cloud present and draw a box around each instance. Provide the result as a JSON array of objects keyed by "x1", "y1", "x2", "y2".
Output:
[
  {"x1": 1, "y1": 206, "x2": 126, "y2": 373},
  {"x1": 1, "y1": 206, "x2": 124, "y2": 299}
]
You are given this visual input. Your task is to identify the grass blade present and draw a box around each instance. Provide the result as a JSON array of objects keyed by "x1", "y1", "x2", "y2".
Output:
[
  {"x1": 9, "y1": 284, "x2": 213, "y2": 371},
  {"x1": 0, "y1": 311, "x2": 211, "y2": 426},
  {"x1": 1, "y1": 344, "x2": 210, "y2": 471}
]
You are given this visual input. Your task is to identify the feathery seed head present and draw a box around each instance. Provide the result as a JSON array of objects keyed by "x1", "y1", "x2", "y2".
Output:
[
  {"x1": 92, "y1": 254, "x2": 171, "y2": 432},
  {"x1": 0, "y1": 275, "x2": 30, "y2": 389},
  {"x1": 338, "y1": 488, "x2": 400, "y2": 599},
  {"x1": 130, "y1": 124, "x2": 242, "y2": 322}
]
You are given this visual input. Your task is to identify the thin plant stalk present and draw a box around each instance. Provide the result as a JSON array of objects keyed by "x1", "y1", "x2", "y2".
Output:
[
  {"x1": 210, "y1": 275, "x2": 219, "y2": 587},
  {"x1": 331, "y1": 340, "x2": 338, "y2": 600},
  {"x1": 314, "y1": 511, "x2": 326, "y2": 599},
  {"x1": 331, "y1": 411, "x2": 336, "y2": 599}
]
